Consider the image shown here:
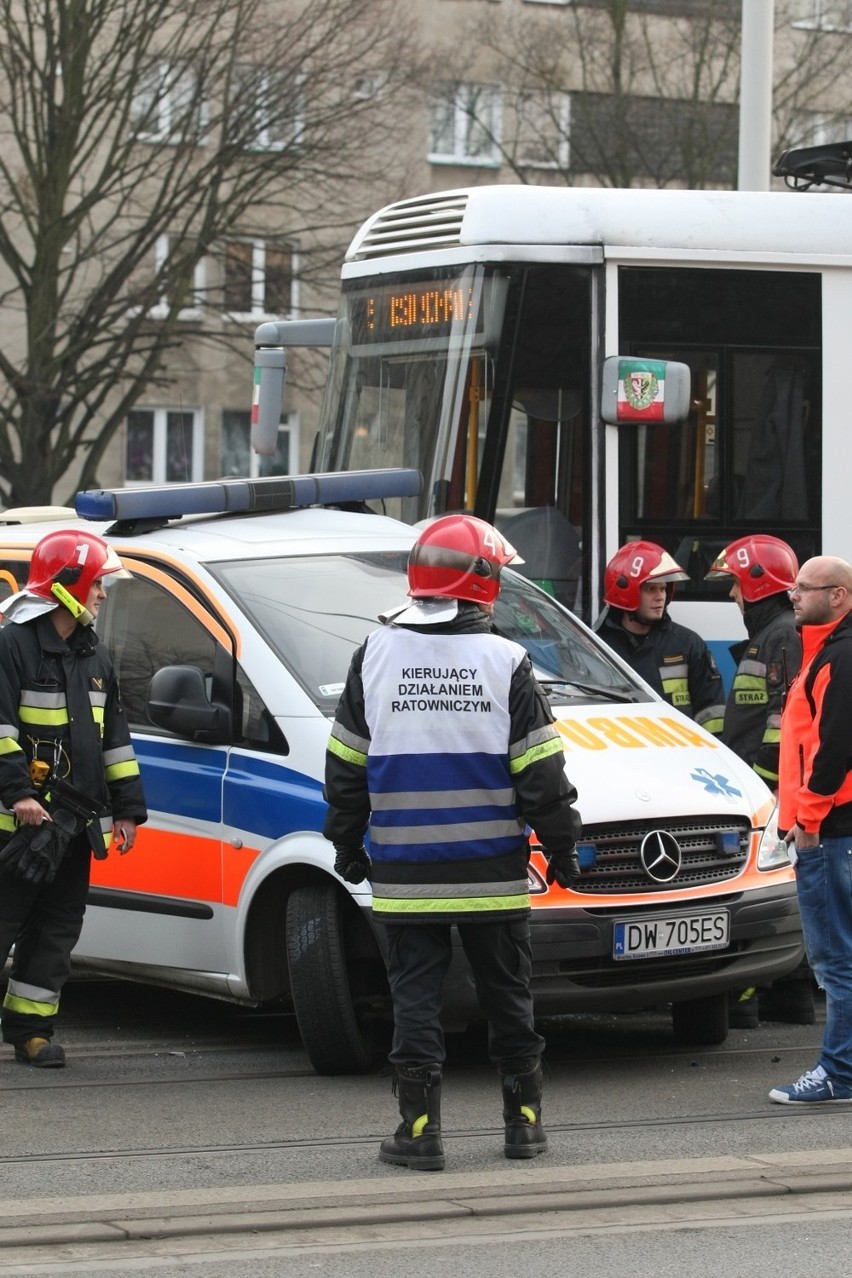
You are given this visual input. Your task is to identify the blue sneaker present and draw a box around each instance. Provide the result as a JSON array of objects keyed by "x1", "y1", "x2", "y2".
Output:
[{"x1": 769, "y1": 1065, "x2": 852, "y2": 1104}]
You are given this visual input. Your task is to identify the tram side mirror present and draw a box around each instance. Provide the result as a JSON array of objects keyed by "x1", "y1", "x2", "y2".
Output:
[
  {"x1": 251, "y1": 348, "x2": 287, "y2": 457},
  {"x1": 600, "y1": 357, "x2": 691, "y2": 426},
  {"x1": 251, "y1": 319, "x2": 337, "y2": 457}
]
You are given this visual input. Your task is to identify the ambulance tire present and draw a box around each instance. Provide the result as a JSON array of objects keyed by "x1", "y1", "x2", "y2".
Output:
[
  {"x1": 286, "y1": 882, "x2": 387, "y2": 1075},
  {"x1": 671, "y1": 991, "x2": 729, "y2": 1046}
]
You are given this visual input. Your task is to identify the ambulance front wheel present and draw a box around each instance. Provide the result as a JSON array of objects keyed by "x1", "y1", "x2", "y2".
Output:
[
  {"x1": 671, "y1": 991, "x2": 729, "y2": 1046},
  {"x1": 285, "y1": 882, "x2": 391, "y2": 1075}
]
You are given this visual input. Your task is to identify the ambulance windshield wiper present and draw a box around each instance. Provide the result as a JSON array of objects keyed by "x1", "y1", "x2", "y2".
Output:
[{"x1": 536, "y1": 678, "x2": 640, "y2": 703}]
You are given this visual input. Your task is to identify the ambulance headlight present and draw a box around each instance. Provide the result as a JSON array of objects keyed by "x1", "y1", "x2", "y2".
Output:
[{"x1": 756, "y1": 805, "x2": 792, "y2": 870}]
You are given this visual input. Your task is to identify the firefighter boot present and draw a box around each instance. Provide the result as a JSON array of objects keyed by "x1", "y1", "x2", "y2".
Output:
[
  {"x1": 502, "y1": 1059, "x2": 548, "y2": 1159},
  {"x1": 379, "y1": 1064, "x2": 445, "y2": 1171},
  {"x1": 14, "y1": 1036, "x2": 66, "y2": 1068}
]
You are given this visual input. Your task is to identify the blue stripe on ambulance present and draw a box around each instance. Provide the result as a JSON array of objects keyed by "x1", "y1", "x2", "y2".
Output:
[{"x1": 132, "y1": 738, "x2": 326, "y2": 838}]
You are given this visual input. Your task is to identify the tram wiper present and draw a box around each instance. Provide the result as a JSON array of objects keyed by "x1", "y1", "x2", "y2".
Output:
[{"x1": 536, "y1": 678, "x2": 639, "y2": 703}]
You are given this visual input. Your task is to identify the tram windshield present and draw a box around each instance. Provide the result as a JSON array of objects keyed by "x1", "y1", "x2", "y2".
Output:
[{"x1": 316, "y1": 261, "x2": 595, "y2": 615}]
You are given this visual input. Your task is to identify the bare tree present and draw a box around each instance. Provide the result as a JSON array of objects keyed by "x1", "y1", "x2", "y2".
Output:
[
  {"x1": 0, "y1": 0, "x2": 416, "y2": 504},
  {"x1": 427, "y1": 0, "x2": 852, "y2": 191}
]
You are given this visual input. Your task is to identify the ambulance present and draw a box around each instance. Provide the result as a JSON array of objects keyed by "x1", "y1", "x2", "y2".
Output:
[{"x1": 0, "y1": 470, "x2": 802, "y2": 1074}]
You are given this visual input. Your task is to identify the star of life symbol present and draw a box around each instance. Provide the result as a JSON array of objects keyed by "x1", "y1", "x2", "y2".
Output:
[
  {"x1": 690, "y1": 767, "x2": 742, "y2": 798},
  {"x1": 623, "y1": 369, "x2": 659, "y2": 411}
]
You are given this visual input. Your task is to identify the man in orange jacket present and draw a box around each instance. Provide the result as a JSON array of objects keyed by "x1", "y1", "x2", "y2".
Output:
[{"x1": 769, "y1": 555, "x2": 852, "y2": 1105}]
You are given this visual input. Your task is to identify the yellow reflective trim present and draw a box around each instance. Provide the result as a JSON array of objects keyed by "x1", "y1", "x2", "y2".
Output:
[
  {"x1": 754, "y1": 764, "x2": 779, "y2": 782},
  {"x1": 327, "y1": 735, "x2": 367, "y2": 767},
  {"x1": 762, "y1": 728, "x2": 781, "y2": 744},
  {"x1": 0, "y1": 738, "x2": 25, "y2": 756},
  {"x1": 2, "y1": 992, "x2": 58, "y2": 1017},
  {"x1": 733, "y1": 674, "x2": 765, "y2": 691},
  {"x1": 701, "y1": 717, "x2": 724, "y2": 736},
  {"x1": 0, "y1": 813, "x2": 17, "y2": 832},
  {"x1": 18, "y1": 707, "x2": 69, "y2": 726},
  {"x1": 372, "y1": 893, "x2": 530, "y2": 914},
  {"x1": 509, "y1": 736, "x2": 563, "y2": 775},
  {"x1": 411, "y1": 1113, "x2": 429, "y2": 1138},
  {"x1": 91, "y1": 706, "x2": 105, "y2": 725},
  {"x1": 105, "y1": 760, "x2": 141, "y2": 781}
]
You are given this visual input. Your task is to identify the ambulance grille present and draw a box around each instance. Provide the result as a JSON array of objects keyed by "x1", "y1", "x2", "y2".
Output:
[
  {"x1": 561, "y1": 815, "x2": 750, "y2": 895},
  {"x1": 351, "y1": 191, "x2": 469, "y2": 259}
]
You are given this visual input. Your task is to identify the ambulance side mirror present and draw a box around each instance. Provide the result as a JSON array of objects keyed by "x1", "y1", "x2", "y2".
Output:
[{"x1": 147, "y1": 665, "x2": 232, "y2": 744}]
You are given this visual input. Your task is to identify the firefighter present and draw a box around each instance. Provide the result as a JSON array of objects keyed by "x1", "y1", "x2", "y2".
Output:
[
  {"x1": 706, "y1": 534, "x2": 801, "y2": 785},
  {"x1": 0, "y1": 529, "x2": 147, "y2": 1067},
  {"x1": 706, "y1": 533, "x2": 813, "y2": 1027},
  {"x1": 323, "y1": 514, "x2": 583, "y2": 1170},
  {"x1": 595, "y1": 540, "x2": 725, "y2": 735}
]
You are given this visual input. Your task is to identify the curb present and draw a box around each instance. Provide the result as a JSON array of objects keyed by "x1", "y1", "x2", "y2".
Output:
[{"x1": 2, "y1": 1148, "x2": 851, "y2": 1249}]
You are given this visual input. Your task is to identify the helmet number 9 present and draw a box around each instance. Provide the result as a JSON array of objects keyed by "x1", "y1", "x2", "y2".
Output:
[
  {"x1": 735, "y1": 547, "x2": 751, "y2": 569},
  {"x1": 629, "y1": 556, "x2": 645, "y2": 578}
]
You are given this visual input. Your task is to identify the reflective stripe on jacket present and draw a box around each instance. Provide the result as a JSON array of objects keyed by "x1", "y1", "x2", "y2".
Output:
[
  {"x1": 722, "y1": 596, "x2": 801, "y2": 785},
  {"x1": 324, "y1": 605, "x2": 581, "y2": 923},
  {"x1": 0, "y1": 613, "x2": 147, "y2": 847}
]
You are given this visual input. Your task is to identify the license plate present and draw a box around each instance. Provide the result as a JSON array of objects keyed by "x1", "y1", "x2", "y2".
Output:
[{"x1": 613, "y1": 910, "x2": 730, "y2": 960}]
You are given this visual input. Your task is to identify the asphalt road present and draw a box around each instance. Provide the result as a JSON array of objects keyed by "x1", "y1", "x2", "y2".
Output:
[{"x1": 1, "y1": 976, "x2": 850, "y2": 1276}]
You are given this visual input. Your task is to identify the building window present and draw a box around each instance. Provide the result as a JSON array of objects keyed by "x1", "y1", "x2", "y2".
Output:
[
  {"x1": 788, "y1": 109, "x2": 852, "y2": 148},
  {"x1": 429, "y1": 82, "x2": 502, "y2": 166},
  {"x1": 353, "y1": 72, "x2": 389, "y2": 101},
  {"x1": 131, "y1": 62, "x2": 205, "y2": 144},
  {"x1": 791, "y1": 0, "x2": 852, "y2": 29},
  {"x1": 223, "y1": 240, "x2": 297, "y2": 318},
  {"x1": 126, "y1": 409, "x2": 204, "y2": 484},
  {"x1": 229, "y1": 66, "x2": 305, "y2": 151},
  {"x1": 128, "y1": 235, "x2": 205, "y2": 319},
  {"x1": 220, "y1": 410, "x2": 298, "y2": 478},
  {"x1": 516, "y1": 91, "x2": 571, "y2": 169}
]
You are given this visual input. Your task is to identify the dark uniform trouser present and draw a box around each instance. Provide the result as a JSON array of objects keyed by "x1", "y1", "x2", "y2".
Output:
[
  {"x1": 382, "y1": 917, "x2": 545, "y2": 1070},
  {"x1": 0, "y1": 834, "x2": 91, "y2": 1044}
]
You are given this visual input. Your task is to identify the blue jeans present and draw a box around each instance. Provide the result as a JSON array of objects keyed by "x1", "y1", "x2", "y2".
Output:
[{"x1": 795, "y1": 836, "x2": 852, "y2": 1087}]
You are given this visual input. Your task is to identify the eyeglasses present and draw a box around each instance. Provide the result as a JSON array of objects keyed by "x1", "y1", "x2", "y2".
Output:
[{"x1": 788, "y1": 583, "x2": 838, "y2": 598}]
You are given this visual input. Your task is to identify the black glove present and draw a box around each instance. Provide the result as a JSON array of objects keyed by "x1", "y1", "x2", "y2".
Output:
[
  {"x1": 333, "y1": 844, "x2": 371, "y2": 884},
  {"x1": 545, "y1": 846, "x2": 582, "y2": 889},
  {"x1": 0, "y1": 809, "x2": 79, "y2": 887}
]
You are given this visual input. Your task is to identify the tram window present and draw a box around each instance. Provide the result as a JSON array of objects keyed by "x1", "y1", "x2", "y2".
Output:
[{"x1": 619, "y1": 267, "x2": 821, "y2": 597}]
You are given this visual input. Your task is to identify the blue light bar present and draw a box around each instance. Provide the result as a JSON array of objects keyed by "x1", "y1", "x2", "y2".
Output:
[{"x1": 75, "y1": 468, "x2": 422, "y2": 523}]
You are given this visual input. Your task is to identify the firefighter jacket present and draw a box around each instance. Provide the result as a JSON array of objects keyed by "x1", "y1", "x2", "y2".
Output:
[
  {"x1": 323, "y1": 603, "x2": 582, "y2": 924},
  {"x1": 0, "y1": 613, "x2": 147, "y2": 850},
  {"x1": 722, "y1": 594, "x2": 801, "y2": 786},
  {"x1": 778, "y1": 611, "x2": 852, "y2": 839},
  {"x1": 596, "y1": 611, "x2": 724, "y2": 735}
]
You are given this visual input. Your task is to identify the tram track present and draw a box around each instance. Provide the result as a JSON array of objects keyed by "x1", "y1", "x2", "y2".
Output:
[{"x1": 0, "y1": 1101, "x2": 843, "y2": 1169}]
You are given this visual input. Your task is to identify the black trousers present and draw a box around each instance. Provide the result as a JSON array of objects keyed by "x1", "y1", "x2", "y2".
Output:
[
  {"x1": 381, "y1": 916, "x2": 545, "y2": 1072},
  {"x1": 0, "y1": 834, "x2": 91, "y2": 1044}
]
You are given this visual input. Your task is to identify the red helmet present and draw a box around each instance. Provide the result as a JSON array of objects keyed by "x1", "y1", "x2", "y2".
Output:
[
  {"x1": 603, "y1": 540, "x2": 689, "y2": 612},
  {"x1": 408, "y1": 514, "x2": 519, "y2": 605},
  {"x1": 705, "y1": 534, "x2": 798, "y2": 603},
  {"x1": 27, "y1": 529, "x2": 129, "y2": 623}
]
